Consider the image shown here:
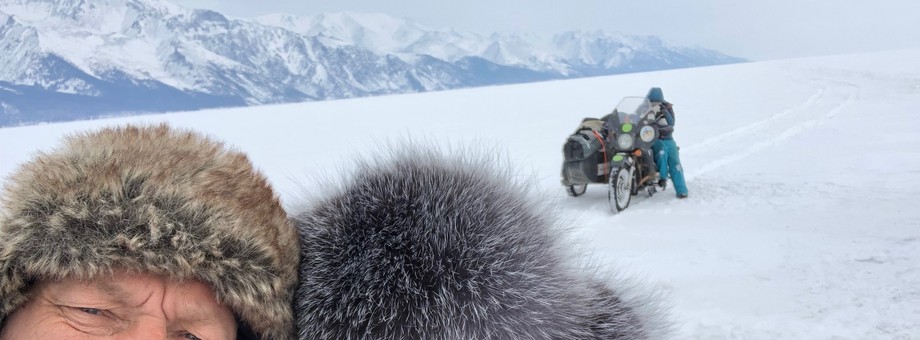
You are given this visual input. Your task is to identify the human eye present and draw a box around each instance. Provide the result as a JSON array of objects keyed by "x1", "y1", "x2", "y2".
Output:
[
  {"x1": 59, "y1": 305, "x2": 122, "y2": 335},
  {"x1": 78, "y1": 307, "x2": 104, "y2": 315},
  {"x1": 180, "y1": 332, "x2": 202, "y2": 340},
  {"x1": 63, "y1": 305, "x2": 112, "y2": 319}
]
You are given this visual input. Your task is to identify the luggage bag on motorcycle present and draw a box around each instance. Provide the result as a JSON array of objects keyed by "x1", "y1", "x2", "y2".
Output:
[{"x1": 562, "y1": 119, "x2": 608, "y2": 184}]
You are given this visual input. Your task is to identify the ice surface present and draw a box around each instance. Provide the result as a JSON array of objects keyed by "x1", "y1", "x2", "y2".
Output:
[{"x1": 1, "y1": 49, "x2": 918, "y2": 338}]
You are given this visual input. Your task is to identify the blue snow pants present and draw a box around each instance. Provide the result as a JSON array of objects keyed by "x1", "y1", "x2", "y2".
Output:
[{"x1": 653, "y1": 139, "x2": 689, "y2": 196}]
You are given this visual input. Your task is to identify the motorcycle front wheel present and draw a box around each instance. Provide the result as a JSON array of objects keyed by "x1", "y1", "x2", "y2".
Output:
[{"x1": 608, "y1": 165, "x2": 633, "y2": 213}]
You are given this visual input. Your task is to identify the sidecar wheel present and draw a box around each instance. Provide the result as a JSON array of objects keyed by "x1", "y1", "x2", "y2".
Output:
[
  {"x1": 608, "y1": 166, "x2": 633, "y2": 213},
  {"x1": 565, "y1": 184, "x2": 588, "y2": 197}
]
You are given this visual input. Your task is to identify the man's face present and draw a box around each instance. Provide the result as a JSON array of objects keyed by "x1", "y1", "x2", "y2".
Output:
[{"x1": 1, "y1": 271, "x2": 237, "y2": 339}]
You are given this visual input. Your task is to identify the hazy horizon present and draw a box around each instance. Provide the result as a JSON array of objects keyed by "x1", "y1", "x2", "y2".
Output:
[{"x1": 170, "y1": 0, "x2": 920, "y2": 61}]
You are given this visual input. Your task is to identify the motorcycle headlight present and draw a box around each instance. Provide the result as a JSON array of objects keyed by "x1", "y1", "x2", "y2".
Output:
[
  {"x1": 616, "y1": 134, "x2": 634, "y2": 150},
  {"x1": 640, "y1": 126, "x2": 656, "y2": 142}
]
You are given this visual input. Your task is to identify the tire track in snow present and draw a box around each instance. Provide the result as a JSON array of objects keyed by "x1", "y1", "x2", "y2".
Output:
[
  {"x1": 682, "y1": 88, "x2": 825, "y2": 156},
  {"x1": 685, "y1": 83, "x2": 860, "y2": 180},
  {"x1": 550, "y1": 88, "x2": 825, "y2": 212}
]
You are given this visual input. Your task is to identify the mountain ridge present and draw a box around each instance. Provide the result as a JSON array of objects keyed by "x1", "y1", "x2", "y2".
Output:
[{"x1": 0, "y1": 0, "x2": 745, "y2": 126}]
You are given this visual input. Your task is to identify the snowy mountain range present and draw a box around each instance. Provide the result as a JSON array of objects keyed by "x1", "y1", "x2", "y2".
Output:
[{"x1": 0, "y1": 0, "x2": 745, "y2": 126}]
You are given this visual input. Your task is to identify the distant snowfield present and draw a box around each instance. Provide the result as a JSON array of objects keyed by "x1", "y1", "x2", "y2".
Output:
[{"x1": 2, "y1": 49, "x2": 919, "y2": 338}]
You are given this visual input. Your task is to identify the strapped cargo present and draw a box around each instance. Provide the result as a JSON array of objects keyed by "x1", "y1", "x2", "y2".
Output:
[{"x1": 562, "y1": 119, "x2": 609, "y2": 184}]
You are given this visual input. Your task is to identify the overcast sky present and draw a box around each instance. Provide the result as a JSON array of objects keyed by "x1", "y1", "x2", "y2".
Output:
[{"x1": 172, "y1": 0, "x2": 920, "y2": 61}]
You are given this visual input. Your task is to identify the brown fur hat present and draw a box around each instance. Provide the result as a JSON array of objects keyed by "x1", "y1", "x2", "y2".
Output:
[{"x1": 0, "y1": 124, "x2": 298, "y2": 339}]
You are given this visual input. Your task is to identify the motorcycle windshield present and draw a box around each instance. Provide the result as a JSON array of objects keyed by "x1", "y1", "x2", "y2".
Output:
[{"x1": 612, "y1": 96, "x2": 652, "y2": 125}]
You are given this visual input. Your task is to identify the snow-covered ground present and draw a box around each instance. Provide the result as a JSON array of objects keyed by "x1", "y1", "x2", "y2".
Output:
[{"x1": 2, "y1": 48, "x2": 919, "y2": 339}]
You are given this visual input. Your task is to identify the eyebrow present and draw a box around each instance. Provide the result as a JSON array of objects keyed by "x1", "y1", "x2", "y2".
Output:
[
  {"x1": 91, "y1": 281, "x2": 133, "y2": 305},
  {"x1": 95, "y1": 281, "x2": 224, "y2": 323}
]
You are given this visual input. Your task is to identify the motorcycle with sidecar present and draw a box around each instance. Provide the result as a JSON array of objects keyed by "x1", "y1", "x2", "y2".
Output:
[{"x1": 561, "y1": 96, "x2": 661, "y2": 212}]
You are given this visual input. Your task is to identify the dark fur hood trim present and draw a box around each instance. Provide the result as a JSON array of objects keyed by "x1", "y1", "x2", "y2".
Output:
[
  {"x1": 292, "y1": 147, "x2": 668, "y2": 339},
  {"x1": 0, "y1": 124, "x2": 298, "y2": 339}
]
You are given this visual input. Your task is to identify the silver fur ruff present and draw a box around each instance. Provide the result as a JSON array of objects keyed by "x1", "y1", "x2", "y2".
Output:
[{"x1": 292, "y1": 147, "x2": 669, "y2": 339}]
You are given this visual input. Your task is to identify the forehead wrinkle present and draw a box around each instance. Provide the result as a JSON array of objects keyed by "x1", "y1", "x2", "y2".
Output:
[
  {"x1": 92, "y1": 281, "x2": 132, "y2": 305},
  {"x1": 93, "y1": 278, "x2": 159, "y2": 309}
]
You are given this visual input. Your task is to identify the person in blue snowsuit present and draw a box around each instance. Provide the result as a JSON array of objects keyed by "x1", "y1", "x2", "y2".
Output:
[{"x1": 648, "y1": 87, "x2": 689, "y2": 198}]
